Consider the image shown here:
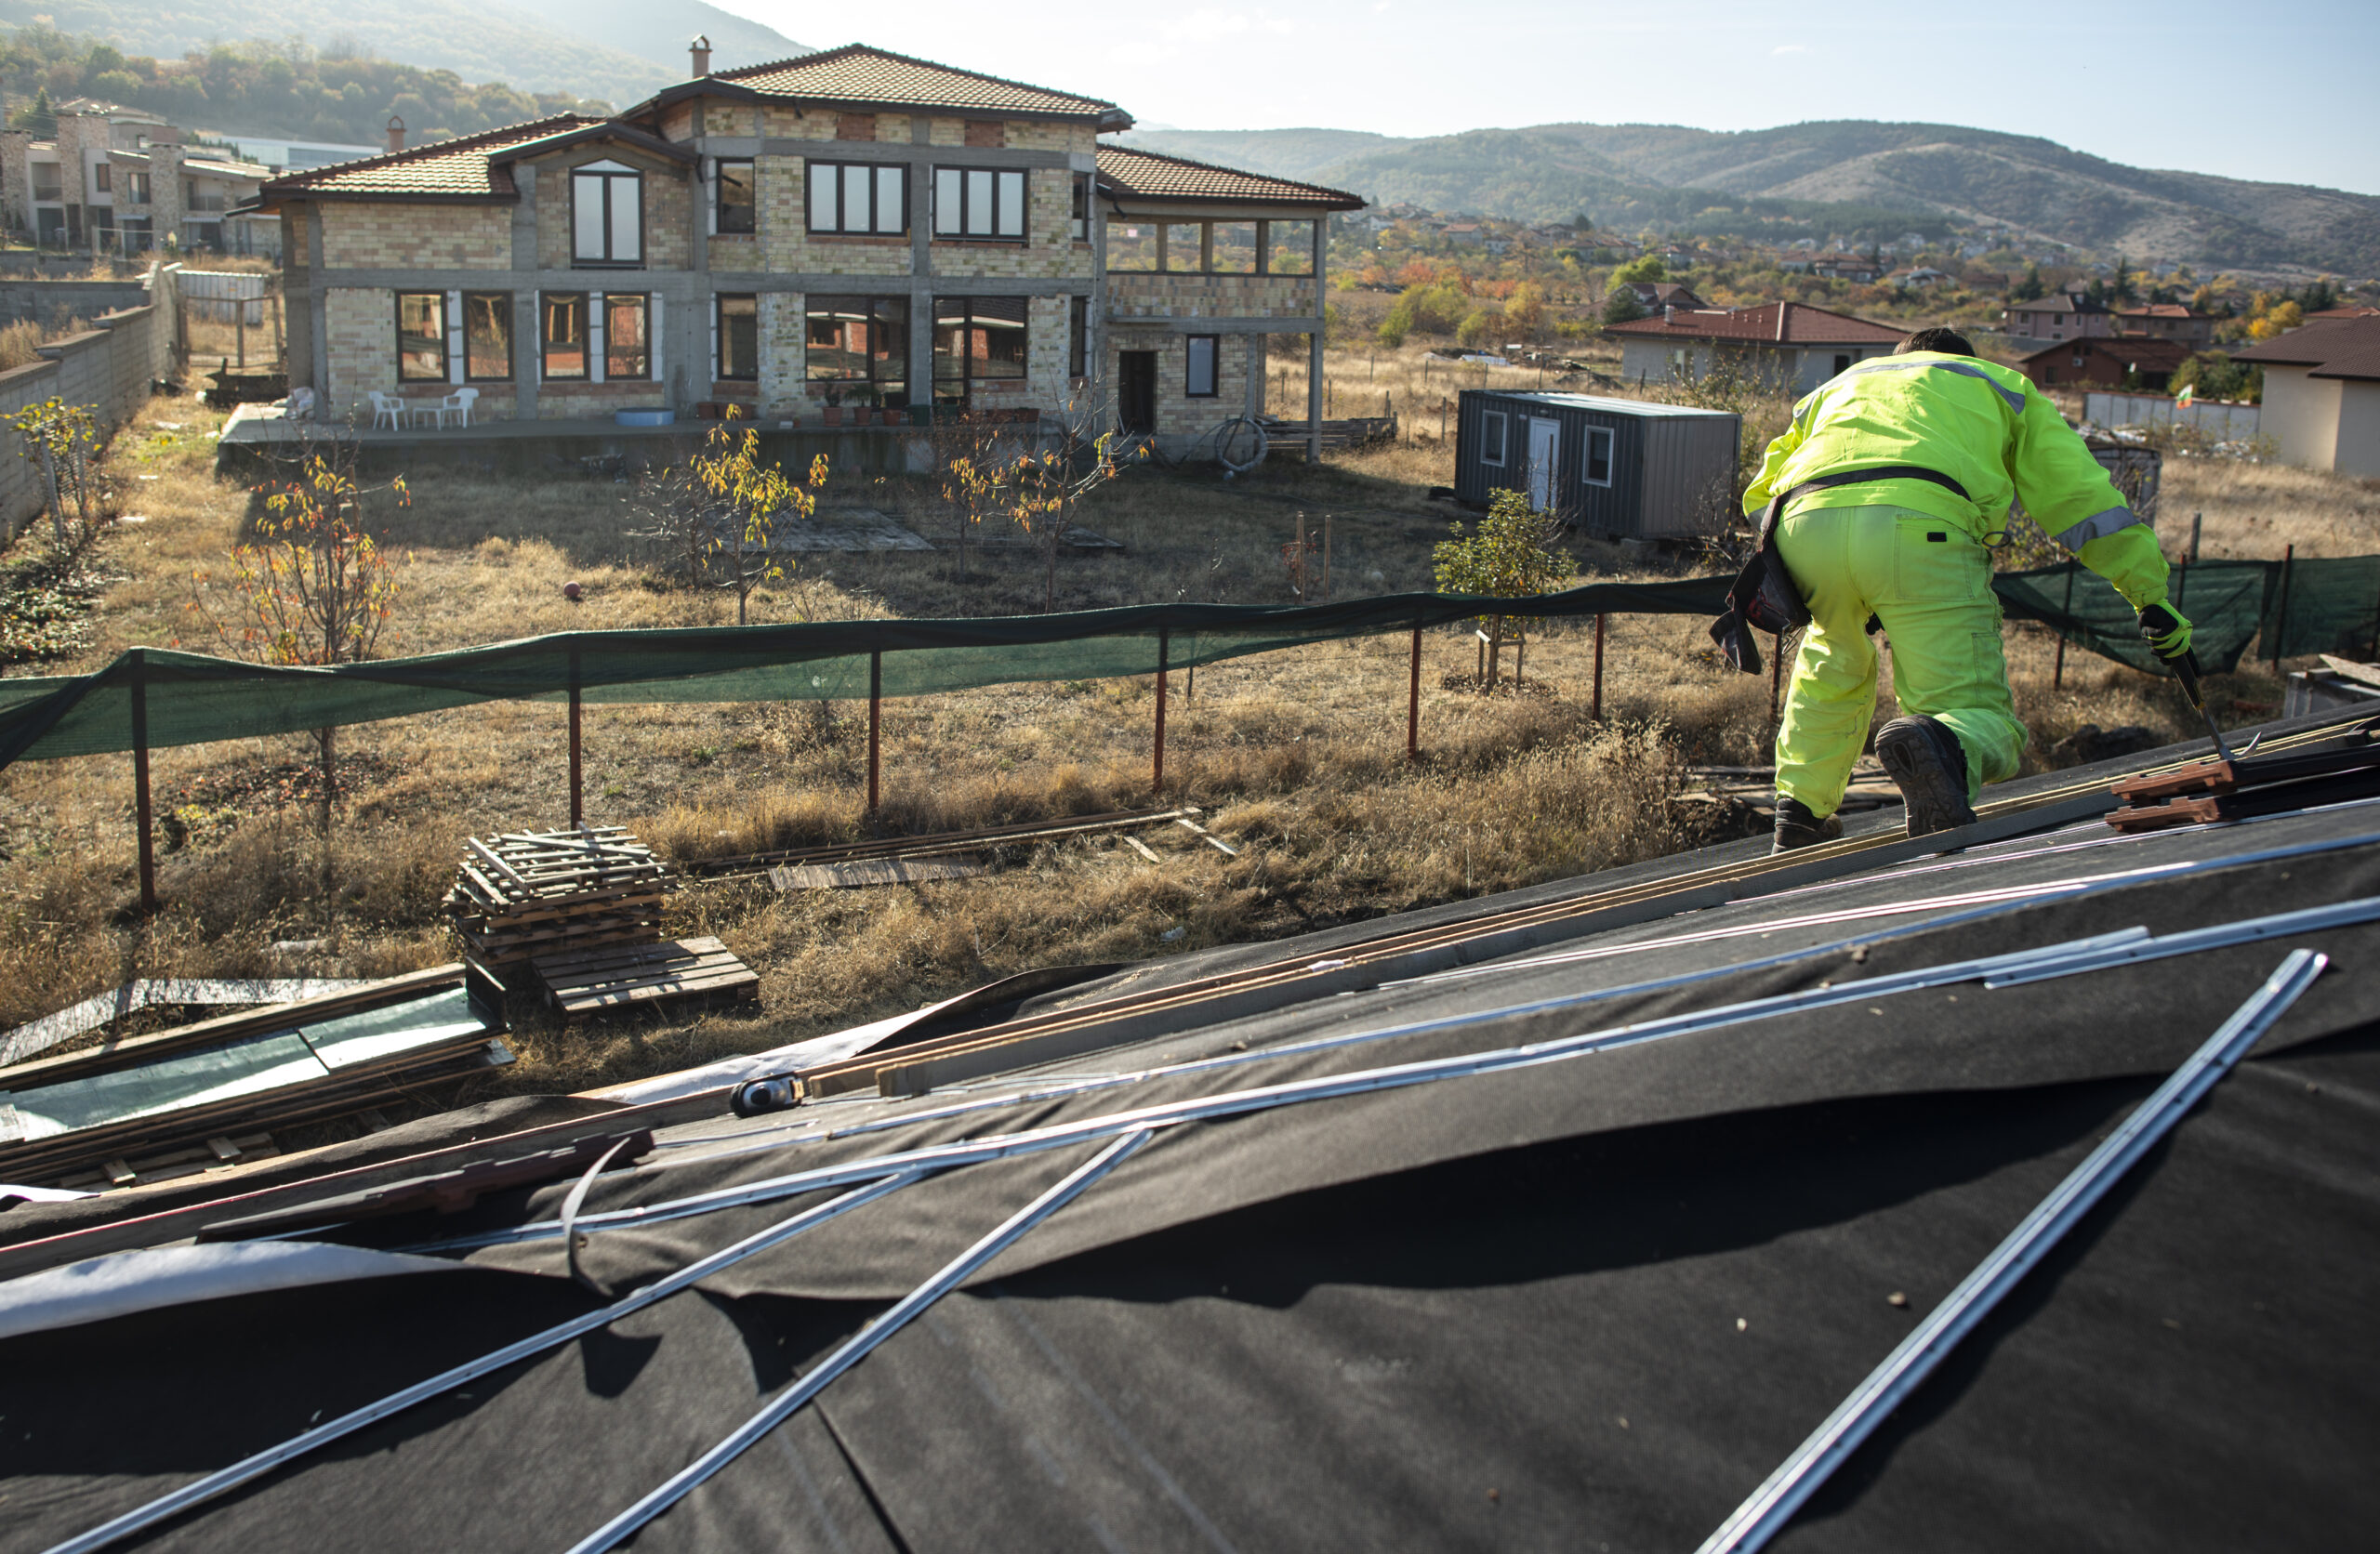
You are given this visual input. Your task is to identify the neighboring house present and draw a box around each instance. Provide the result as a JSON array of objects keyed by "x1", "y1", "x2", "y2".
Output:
[
  {"x1": 0, "y1": 100, "x2": 273, "y2": 256},
  {"x1": 2114, "y1": 303, "x2": 2215, "y2": 351},
  {"x1": 1602, "y1": 301, "x2": 1907, "y2": 393},
  {"x1": 2231, "y1": 315, "x2": 2380, "y2": 477},
  {"x1": 1443, "y1": 222, "x2": 1485, "y2": 246},
  {"x1": 1810, "y1": 257, "x2": 1881, "y2": 283},
  {"x1": 1898, "y1": 267, "x2": 1954, "y2": 288},
  {"x1": 1618, "y1": 280, "x2": 1708, "y2": 310},
  {"x1": 2306, "y1": 305, "x2": 2380, "y2": 321},
  {"x1": 2016, "y1": 336, "x2": 2190, "y2": 392},
  {"x1": 245, "y1": 44, "x2": 1360, "y2": 455},
  {"x1": 2003, "y1": 293, "x2": 2116, "y2": 346}
]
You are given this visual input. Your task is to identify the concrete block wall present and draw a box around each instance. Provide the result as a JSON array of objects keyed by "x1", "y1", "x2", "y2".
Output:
[
  {"x1": 1106, "y1": 325, "x2": 1256, "y2": 442},
  {"x1": 324, "y1": 287, "x2": 398, "y2": 417},
  {"x1": 1106, "y1": 272, "x2": 1316, "y2": 321},
  {"x1": 0, "y1": 280, "x2": 151, "y2": 327},
  {"x1": 324, "y1": 205, "x2": 510, "y2": 270},
  {"x1": 0, "y1": 267, "x2": 179, "y2": 537}
]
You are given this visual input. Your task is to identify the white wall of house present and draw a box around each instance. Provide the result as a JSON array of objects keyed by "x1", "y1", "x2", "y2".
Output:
[
  {"x1": 2259, "y1": 364, "x2": 2342, "y2": 471},
  {"x1": 2332, "y1": 378, "x2": 2380, "y2": 478}
]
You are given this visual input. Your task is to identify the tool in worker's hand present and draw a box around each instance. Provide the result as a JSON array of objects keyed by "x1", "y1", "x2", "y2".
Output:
[{"x1": 2142, "y1": 604, "x2": 2236, "y2": 766}]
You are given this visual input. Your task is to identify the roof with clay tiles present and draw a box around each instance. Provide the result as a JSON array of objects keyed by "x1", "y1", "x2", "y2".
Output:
[
  {"x1": 652, "y1": 45, "x2": 1128, "y2": 125},
  {"x1": 1604, "y1": 301, "x2": 1906, "y2": 347},
  {"x1": 257, "y1": 116, "x2": 605, "y2": 201},
  {"x1": 1095, "y1": 145, "x2": 1364, "y2": 209}
]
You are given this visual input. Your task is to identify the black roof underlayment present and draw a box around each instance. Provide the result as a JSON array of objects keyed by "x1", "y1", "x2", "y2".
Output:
[{"x1": 6, "y1": 716, "x2": 2380, "y2": 1552}]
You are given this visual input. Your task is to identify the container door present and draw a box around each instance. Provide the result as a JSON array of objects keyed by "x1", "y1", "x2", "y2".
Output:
[{"x1": 1526, "y1": 417, "x2": 1559, "y2": 510}]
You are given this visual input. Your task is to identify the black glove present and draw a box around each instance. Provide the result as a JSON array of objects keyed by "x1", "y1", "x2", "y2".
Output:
[{"x1": 2138, "y1": 602, "x2": 2199, "y2": 675}]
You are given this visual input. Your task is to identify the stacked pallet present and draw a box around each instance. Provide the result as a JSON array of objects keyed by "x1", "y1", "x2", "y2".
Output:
[
  {"x1": 532, "y1": 936, "x2": 760, "y2": 1020},
  {"x1": 444, "y1": 827, "x2": 669, "y2": 968}
]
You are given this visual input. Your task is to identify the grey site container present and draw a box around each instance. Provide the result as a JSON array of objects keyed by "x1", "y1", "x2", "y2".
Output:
[{"x1": 1454, "y1": 389, "x2": 1741, "y2": 539}]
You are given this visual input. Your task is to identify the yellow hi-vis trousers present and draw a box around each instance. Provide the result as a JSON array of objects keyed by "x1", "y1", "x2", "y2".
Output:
[{"x1": 1773, "y1": 504, "x2": 2027, "y2": 820}]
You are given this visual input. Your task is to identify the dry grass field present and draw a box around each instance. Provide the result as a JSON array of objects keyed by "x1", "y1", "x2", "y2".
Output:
[{"x1": 1, "y1": 346, "x2": 2371, "y2": 1123}]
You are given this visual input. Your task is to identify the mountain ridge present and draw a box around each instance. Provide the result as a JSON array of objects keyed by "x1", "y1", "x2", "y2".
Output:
[{"x1": 1116, "y1": 121, "x2": 2377, "y2": 275}]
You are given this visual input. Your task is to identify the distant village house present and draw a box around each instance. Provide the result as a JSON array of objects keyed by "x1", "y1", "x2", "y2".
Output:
[
  {"x1": 1603, "y1": 301, "x2": 1906, "y2": 393},
  {"x1": 0, "y1": 99, "x2": 273, "y2": 257},
  {"x1": 2016, "y1": 336, "x2": 2190, "y2": 392},
  {"x1": 2232, "y1": 315, "x2": 2380, "y2": 477}
]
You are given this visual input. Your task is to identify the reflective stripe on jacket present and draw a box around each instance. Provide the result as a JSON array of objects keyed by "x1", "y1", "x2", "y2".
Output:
[{"x1": 1742, "y1": 351, "x2": 2169, "y2": 609}]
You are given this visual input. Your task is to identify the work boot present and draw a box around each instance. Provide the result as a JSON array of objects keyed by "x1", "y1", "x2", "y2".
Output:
[
  {"x1": 1875, "y1": 716, "x2": 1977, "y2": 837},
  {"x1": 1772, "y1": 797, "x2": 1843, "y2": 853}
]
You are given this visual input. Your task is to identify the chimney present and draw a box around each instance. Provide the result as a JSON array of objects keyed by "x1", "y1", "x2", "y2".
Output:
[
  {"x1": 1663, "y1": 303, "x2": 1674, "y2": 324},
  {"x1": 386, "y1": 116, "x2": 404, "y2": 153},
  {"x1": 691, "y1": 34, "x2": 712, "y2": 76}
]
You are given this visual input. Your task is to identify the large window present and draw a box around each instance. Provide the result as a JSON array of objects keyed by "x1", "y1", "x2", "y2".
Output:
[
  {"x1": 396, "y1": 292, "x2": 446, "y2": 382},
  {"x1": 571, "y1": 160, "x2": 642, "y2": 266},
  {"x1": 1106, "y1": 221, "x2": 1156, "y2": 271},
  {"x1": 808, "y1": 162, "x2": 906, "y2": 235},
  {"x1": 463, "y1": 293, "x2": 511, "y2": 381},
  {"x1": 717, "y1": 294, "x2": 758, "y2": 381},
  {"x1": 542, "y1": 293, "x2": 588, "y2": 379},
  {"x1": 805, "y1": 296, "x2": 908, "y2": 403},
  {"x1": 933, "y1": 166, "x2": 1025, "y2": 240},
  {"x1": 932, "y1": 296, "x2": 1027, "y2": 401},
  {"x1": 1263, "y1": 220, "x2": 1315, "y2": 275},
  {"x1": 716, "y1": 160, "x2": 755, "y2": 235},
  {"x1": 605, "y1": 294, "x2": 651, "y2": 380},
  {"x1": 1185, "y1": 335, "x2": 1218, "y2": 398},
  {"x1": 1210, "y1": 221, "x2": 1258, "y2": 273},
  {"x1": 1162, "y1": 223, "x2": 1202, "y2": 273}
]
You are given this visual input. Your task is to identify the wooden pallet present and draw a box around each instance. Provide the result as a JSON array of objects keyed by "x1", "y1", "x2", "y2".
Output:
[
  {"x1": 531, "y1": 936, "x2": 760, "y2": 1019},
  {"x1": 770, "y1": 855, "x2": 989, "y2": 890},
  {"x1": 444, "y1": 826, "x2": 672, "y2": 967}
]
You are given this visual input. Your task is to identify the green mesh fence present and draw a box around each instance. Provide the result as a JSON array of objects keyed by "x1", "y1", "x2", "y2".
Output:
[{"x1": 0, "y1": 560, "x2": 2363, "y2": 770}]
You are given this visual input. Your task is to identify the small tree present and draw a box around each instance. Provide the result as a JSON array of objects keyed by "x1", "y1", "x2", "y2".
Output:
[
  {"x1": 7, "y1": 397, "x2": 103, "y2": 558},
  {"x1": 1601, "y1": 286, "x2": 1648, "y2": 325},
  {"x1": 205, "y1": 453, "x2": 409, "y2": 666},
  {"x1": 1007, "y1": 392, "x2": 1123, "y2": 612},
  {"x1": 690, "y1": 420, "x2": 826, "y2": 625},
  {"x1": 1433, "y1": 489, "x2": 1571, "y2": 690}
]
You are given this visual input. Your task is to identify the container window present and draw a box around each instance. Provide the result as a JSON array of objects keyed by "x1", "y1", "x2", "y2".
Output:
[
  {"x1": 1481, "y1": 410, "x2": 1507, "y2": 466},
  {"x1": 1584, "y1": 426, "x2": 1614, "y2": 486}
]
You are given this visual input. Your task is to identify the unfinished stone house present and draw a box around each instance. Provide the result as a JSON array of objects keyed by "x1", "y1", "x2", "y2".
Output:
[
  {"x1": 0, "y1": 99, "x2": 272, "y2": 256},
  {"x1": 246, "y1": 45, "x2": 1360, "y2": 456}
]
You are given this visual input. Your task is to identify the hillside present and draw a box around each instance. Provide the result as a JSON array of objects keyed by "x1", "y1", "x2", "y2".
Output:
[
  {"x1": 1121, "y1": 121, "x2": 2380, "y2": 275},
  {"x1": 0, "y1": 0, "x2": 804, "y2": 107}
]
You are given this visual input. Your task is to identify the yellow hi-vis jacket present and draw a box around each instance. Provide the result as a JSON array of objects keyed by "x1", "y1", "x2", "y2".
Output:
[{"x1": 1743, "y1": 351, "x2": 2170, "y2": 610}]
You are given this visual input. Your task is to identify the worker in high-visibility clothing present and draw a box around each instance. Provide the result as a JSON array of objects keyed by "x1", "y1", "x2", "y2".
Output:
[{"x1": 1747, "y1": 327, "x2": 2191, "y2": 850}]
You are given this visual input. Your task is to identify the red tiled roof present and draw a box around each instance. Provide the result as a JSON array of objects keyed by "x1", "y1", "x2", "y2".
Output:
[
  {"x1": 2017, "y1": 336, "x2": 2190, "y2": 368},
  {"x1": 259, "y1": 116, "x2": 603, "y2": 200},
  {"x1": 2307, "y1": 305, "x2": 2380, "y2": 320},
  {"x1": 2231, "y1": 315, "x2": 2380, "y2": 379},
  {"x1": 705, "y1": 45, "x2": 1124, "y2": 123},
  {"x1": 1095, "y1": 145, "x2": 1364, "y2": 209},
  {"x1": 1604, "y1": 301, "x2": 1906, "y2": 347},
  {"x1": 2117, "y1": 304, "x2": 2196, "y2": 319}
]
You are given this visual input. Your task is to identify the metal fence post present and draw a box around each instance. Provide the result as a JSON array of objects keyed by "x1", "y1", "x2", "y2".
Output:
[
  {"x1": 1408, "y1": 622, "x2": 1421, "y2": 763},
  {"x1": 1592, "y1": 612, "x2": 1606, "y2": 720},
  {"x1": 567, "y1": 644, "x2": 583, "y2": 828},
  {"x1": 1153, "y1": 627, "x2": 1169, "y2": 794},
  {"x1": 867, "y1": 650, "x2": 882, "y2": 818},
  {"x1": 130, "y1": 648, "x2": 155, "y2": 914},
  {"x1": 2054, "y1": 560, "x2": 2077, "y2": 690},
  {"x1": 2272, "y1": 543, "x2": 2295, "y2": 670}
]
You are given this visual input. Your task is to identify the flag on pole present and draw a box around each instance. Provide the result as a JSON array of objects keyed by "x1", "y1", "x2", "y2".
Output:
[{"x1": 2175, "y1": 383, "x2": 2195, "y2": 409}]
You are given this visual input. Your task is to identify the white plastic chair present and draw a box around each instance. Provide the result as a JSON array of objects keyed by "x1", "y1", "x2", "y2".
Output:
[
  {"x1": 367, "y1": 391, "x2": 404, "y2": 430},
  {"x1": 439, "y1": 387, "x2": 480, "y2": 428}
]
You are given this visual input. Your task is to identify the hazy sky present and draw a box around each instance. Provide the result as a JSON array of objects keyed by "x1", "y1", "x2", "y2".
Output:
[{"x1": 712, "y1": 0, "x2": 2380, "y2": 196}]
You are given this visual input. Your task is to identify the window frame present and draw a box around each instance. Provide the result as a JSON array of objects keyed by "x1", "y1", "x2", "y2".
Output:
[
  {"x1": 802, "y1": 296, "x2": 910, "y2": 401},
  {"x1": 570, "y1": 159, "x2": 644, "y2": 268},
  {"x1": 93, "y1": 163, "x2": 111, "y2": 193},
  {"x1": 806, "y1": 160, "x2": 908, "y2": 237},
  {"x1": 395, "y1": 291, "x2": 448, "y2": 383},
  {"x1": 932, "y1": 165, "x2": 1027, "y2": 242},
  {"x1": 540, "y1": 292, "x2": 589, "y2": 381},
  {"x1": 603, "y1": 292, "x2": 653, "y2": 381},
  {"x1": 1582, "y1": 425, "x2": 1615, "y2": 488},
  {"x1": 1068, "y1": 296, "x2": 1088, "y2": 380},
  {"x1": 716, "y1": 293, "x2": 759, "y2": 382},
  {"x1": 1070, "y1": 175, "x2": 1090, "y2": 243},
  {"x1": 715, "y1": 158, "x2": 756, "y2": 236},
  {"x1": 1185, "y1": 334, "x2": 1219, "y2": 399},
  {"x1": 1480, "y1": 409, "x2": 1507, "y2": 467},
  {"x1": 462, "y1": 291, "x2": 512, "y2": 383},
  {"x1": 931, "y1": 295, "x2": 1030, "y2": 401}
]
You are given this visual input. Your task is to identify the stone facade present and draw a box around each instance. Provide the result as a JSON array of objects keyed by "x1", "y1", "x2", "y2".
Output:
[
  {"x1": 323, "y1": 286, "x2": 398, "y2": 417},
  {"x1": 1105, "y1": 325, "x2": 1259, "y2": 441},
  {"x1": 324, "y1": 204, "x2": 510, "y2": 270},
  {"x1": 529, "y1": 148, "x2": 693, "y2": 272},
  {"x1": 1107, "y1": 272, "x2": 1317, "y2": 321}
]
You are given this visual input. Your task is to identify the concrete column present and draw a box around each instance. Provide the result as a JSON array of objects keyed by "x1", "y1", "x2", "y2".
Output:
[
  {"x1": 511, "y1": 166, "x2": 538, "y2": 420},
  {"x1": 908, "y1": 116, "x2": 934, "y2": 410},
  {"x1": 1306, "y1": 217, "x2": 1325, "y2": 462}
]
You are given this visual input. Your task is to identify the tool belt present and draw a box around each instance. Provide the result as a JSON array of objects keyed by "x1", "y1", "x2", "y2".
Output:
[{"x1": 1709, "y1": 464, "x2": 1972, "y2": 675}]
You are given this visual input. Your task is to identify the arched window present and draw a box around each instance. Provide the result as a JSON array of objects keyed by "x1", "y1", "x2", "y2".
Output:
[{"x1": 572, "y1": 160, "x2": 642, "y2": 266}]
